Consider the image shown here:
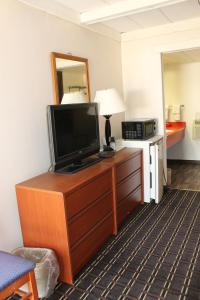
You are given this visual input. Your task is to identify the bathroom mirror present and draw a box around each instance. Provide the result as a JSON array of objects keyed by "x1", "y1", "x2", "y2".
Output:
[{"x1": 51, "y1": 52, "x2": 90, "y2": 104}]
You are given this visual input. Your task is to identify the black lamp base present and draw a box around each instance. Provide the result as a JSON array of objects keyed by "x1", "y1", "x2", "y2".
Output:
[
  {"x1": 104, "y1": 115, "x2": 112, "y2": 149},
  {"x1": 103, "y1": 145, "x2": 114, "y2": 152},
  {"x1": 99, "y1": 150, "x2": 115, "y2": 158}
]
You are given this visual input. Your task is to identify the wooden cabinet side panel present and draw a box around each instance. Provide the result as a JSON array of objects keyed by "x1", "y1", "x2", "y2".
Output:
[
  {"x1": 112, "y1": 167, "x2": 118, "y2": 235},
  {"x1": 16, "y1": 187, "x2": 73, "y2": 284}
]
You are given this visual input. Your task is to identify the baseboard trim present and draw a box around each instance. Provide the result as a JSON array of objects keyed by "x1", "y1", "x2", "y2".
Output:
[{"x1": 167, "y1": 159, "x2": 200, "y2": 165}]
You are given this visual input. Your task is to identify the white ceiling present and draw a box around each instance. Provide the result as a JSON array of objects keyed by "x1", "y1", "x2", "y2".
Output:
[{"x1": 19, "y1": 0, "x2": 200, "y2": 35}]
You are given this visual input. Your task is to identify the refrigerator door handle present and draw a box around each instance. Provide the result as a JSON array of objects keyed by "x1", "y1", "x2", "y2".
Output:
[
  {"x1": 150, "y1": 145, "x2": 156, "y2": 200},
  {"x1": 150, "y1": 172, "x2": 152, "y2": 188}
]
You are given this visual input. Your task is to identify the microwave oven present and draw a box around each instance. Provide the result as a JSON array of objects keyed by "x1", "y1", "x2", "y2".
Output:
[{"x1": 122, "y1": 118, "x2": 156, "y2": 140}]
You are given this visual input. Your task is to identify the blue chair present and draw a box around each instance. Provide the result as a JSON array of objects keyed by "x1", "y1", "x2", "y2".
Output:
[{"x1": 0, "y1": 251, "x2": 38, "y2": 300}]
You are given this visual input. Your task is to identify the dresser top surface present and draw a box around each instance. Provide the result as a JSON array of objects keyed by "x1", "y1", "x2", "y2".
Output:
[
  {"x1": 16, "y1": 162, "x2": 111, "y2": 194},
  {"x1": 16, "y1": 148, "x2": 142, "y2": 194},
  {"x1": 102, "y1": 147, "x2": 142, "y2": 166}
]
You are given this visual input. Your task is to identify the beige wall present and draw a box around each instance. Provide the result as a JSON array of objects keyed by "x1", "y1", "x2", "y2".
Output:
[
  {"x1": 121, "y1": 21, "x2": 200, "y2": 172},
  {"x1": 0, "y1": 0, "x2": 123, "y2": 251},
  {"x1": 163, "y1": 64, "x2": 181, "y2": 107},
  {"x1": 165, "y1": 62, "x2": 200, "y2": 160},
  {"x1": 122, "y1": 40, "x2": 200, "y2": 136}
]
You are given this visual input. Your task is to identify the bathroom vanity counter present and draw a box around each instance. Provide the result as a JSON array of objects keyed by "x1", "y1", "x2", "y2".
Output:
[{"x1": 166, "y1": 122, "x2": 186, "y2": 149}]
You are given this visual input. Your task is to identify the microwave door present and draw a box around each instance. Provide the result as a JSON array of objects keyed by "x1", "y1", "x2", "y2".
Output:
[{"x1": 145, "y1": 122, "x2": 153, "y2": 138}]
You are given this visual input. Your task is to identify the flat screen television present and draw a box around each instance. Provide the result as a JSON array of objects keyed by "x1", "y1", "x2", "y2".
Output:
[{"x1": 47, "y1": 103, "x2": 100, "y2": 173}]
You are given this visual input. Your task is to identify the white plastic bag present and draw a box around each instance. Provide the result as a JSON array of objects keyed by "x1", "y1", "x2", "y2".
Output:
[{"x1": 12, "y1": 247, "x2": 60, "y2": 298}]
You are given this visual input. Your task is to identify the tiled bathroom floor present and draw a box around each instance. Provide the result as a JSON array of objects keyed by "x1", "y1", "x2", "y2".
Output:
[{"x1": 167, "y1": 160, "x2": 200, "y2": 191}]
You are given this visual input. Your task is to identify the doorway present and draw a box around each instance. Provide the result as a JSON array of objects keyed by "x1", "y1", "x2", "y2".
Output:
[{"x1": 162, "y1": 48, "x2": 200, "y2": 191}]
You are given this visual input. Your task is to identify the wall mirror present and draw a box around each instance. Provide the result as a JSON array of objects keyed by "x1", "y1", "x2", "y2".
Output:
[{"x1": 51, "y1": 52, "x2": 90, "y2": 104}]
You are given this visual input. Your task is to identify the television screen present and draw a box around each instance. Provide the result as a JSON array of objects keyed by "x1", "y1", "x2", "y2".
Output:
[{"x1": 48, "y1": 103, "x2": 100, "y2": 171}]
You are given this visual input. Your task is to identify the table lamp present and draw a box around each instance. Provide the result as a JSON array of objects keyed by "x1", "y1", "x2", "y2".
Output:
[{"x1": 94, "y1": 88, "x2": 126, "y2": 152}]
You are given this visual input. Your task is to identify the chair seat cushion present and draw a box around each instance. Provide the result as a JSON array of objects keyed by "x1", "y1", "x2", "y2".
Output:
[{"x1": 0, "y1": 251, "x2": 36, "y2": 291}]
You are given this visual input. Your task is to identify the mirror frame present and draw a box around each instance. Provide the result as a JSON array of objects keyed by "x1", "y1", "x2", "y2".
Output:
[{"x1": 51, "y1": 52, "x2": 91, "y2": 104}]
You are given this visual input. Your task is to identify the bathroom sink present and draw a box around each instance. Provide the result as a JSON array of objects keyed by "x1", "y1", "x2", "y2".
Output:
[{"x1": 165, "y1": 122, "x2": 186, "y2": 149}]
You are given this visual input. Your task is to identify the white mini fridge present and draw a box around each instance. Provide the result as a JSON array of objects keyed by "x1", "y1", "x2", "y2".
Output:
[
  {"x1": 122, "y1": 136, "x2": 164, "y2": 204},
  {"x1": 149, "y1": 138, "x2": 164, "y2": 203}
]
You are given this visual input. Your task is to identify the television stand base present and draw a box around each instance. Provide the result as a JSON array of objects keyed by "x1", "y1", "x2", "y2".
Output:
[{"x1": 56, "y1": 156, "x2": 102, "y2": 174}]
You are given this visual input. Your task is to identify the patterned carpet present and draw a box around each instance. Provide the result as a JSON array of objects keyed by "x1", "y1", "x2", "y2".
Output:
[
  {"x1": 46, "y1": 189, "x2": 200, "y2": 300},
  {"x1": 10, "y1": 189, "x2": 200, "y2": 300}
]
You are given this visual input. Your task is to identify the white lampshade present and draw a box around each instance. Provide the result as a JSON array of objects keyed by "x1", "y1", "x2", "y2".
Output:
[
  {"x1": 94, "y1": 88, "x2": 126, "y2": 116},
  {"x1": 61, "y1": 91, "x2": 87, "y2": 104}
]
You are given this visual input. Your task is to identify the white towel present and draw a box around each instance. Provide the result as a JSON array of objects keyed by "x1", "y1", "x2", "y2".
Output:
[
  {"x1": 173, "y1": 105, "x2": 180, "y2": 121},
  {"x1": 173, "y1": 105, "x2": 180, "y2": 114}
]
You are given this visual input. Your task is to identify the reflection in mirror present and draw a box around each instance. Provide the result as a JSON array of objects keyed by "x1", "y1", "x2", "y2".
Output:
[{"x1": 51, "y1": 53, "x2": 90, "y2": 104}]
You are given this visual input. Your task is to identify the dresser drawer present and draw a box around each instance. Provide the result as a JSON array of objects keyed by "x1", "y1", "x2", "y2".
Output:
[
  {"x1": 66, "y1": 170, "x2": 112, "y2": 219},
  {"x1": 71, "y1": 215, "x2": 113, "y2": 275},
  {"x1": 117, "y1": 186, "x2": 142, "y2": 226},
  {"x1": 117, "y1": 169, "x2": 141, "y2": 204},
  {"x1": 68, "y1": 192, "x2": 112, "y2": 247},
  {"x1": 116, "y1": 153, "x2": 141, "y2": 183}
]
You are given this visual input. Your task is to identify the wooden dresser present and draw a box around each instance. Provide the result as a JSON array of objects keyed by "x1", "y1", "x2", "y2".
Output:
[
  {"x1": 16, "y1": 148, "x2": 143, "y2": 284},
  {"x1": 104, "y1": 148, "x2": 143, "y2": 233}
]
